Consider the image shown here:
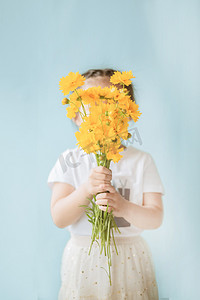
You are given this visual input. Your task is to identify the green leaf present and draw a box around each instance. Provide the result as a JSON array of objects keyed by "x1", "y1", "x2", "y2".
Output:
[
  {"x1": 88, "y1": 219, "x2": 94, "y2": 224},
  {"x1": 79, "y1": 204, "x2": 88, "y2": 208},
  {"x1": 86, "y1": 213, "x2": 92, "y2": 220}
]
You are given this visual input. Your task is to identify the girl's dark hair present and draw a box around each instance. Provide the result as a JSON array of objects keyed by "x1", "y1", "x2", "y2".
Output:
[{"x1": 81, "y1": 68, "x2": 136, "y2": 103}]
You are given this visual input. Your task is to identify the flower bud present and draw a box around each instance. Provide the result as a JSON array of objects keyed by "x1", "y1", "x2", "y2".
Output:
[{"x1": 62, "y1": 97, "x2": 70, "y2": 105}]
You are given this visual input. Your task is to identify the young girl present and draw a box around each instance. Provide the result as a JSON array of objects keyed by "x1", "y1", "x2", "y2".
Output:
[{"x1": 47, "y1": 68, "x2": 165, "y2": 300}]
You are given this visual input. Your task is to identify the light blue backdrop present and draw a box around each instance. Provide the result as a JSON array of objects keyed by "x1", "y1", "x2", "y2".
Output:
[{"x1": 1, "y1": 0, "x2": 199, "y2": 299}]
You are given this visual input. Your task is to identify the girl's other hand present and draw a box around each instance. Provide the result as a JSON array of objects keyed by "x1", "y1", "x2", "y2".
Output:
[
  {"x1": 85, "y1": 166, "x2": 115, "y2": 196},
  {"x1": 95, "y1": 189, "x2": 127, "y2": 218}
]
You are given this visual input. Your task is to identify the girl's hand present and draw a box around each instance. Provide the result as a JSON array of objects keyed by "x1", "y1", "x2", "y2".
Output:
[
  {"x1": 95, "y1": 185, "x2": 127, "y2": 218},
  {"x1": 85, "y1": 166, "x2": 115, "y2": 196}
]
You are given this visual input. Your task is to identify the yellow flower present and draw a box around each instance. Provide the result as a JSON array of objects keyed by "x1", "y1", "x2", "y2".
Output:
[
  {"x1": 98, "y1": 86, "x2": 114, "y2": 99},
  {"x1": 61, "y1": 97, "x2": 69, "y2": 105},
  {"x1": 59, "y1": 72, "x2": 86, "y2": 96},
  {"x1": 126, "y1": 101, "x2": 142, "y2": 122},
  {"x1": 108, "y1": 85, "x2": 125, "y2": 102},
  {"x1": 75, "y1": 122, "x2": 99, "y2": 153},
  {"x1": 106, "y1": 146, "x2": 123, "y2": 162},
  {"x1": 110, "y1": 70, "x2": 135, "y2": 86},
  {"x1": 69, "y1": 88, "x2": 85, "y2": 102},
  {"x1": 66, "y1": 101, "x2": 81, "y2": 119},
  {"x1": 81, "y1": 87, "x2": 100, "y2": 105}
]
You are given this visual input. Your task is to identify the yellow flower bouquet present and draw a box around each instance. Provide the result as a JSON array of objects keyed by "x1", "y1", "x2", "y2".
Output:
[{"x1": 59, "y1": 70, "x2": 142, "y2": 286}]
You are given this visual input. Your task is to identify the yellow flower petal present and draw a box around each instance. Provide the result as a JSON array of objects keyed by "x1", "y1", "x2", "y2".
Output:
[
  {"x1": 59, "y1": 71, "x2": 85, "y2": 96},
  {"x1": 110, "y1": 70, "x2": 135, "y2": 86}
]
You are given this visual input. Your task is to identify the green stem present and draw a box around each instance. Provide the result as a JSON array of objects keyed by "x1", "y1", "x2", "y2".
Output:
[
  {"x1": 75, "y1": 88, "x2": 87, "y2": 116},
  {"x1": 69, "y1": 100, "x2": 85, "y2": 119},
  {"x1": 87, "y1": 154, "x2": 119, "y2": 286},
  {"x1": 99, "y1": 99, "x2": 105, "y2": 154}
]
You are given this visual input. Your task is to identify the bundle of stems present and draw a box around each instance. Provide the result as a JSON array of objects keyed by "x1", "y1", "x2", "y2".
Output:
[{"x1": 79, "y1": 156, "x2": 121, "y2": 286}]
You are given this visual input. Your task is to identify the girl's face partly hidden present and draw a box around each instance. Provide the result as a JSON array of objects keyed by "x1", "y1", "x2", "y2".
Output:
[
  {"x1": 72, "y1": 76, "x2": 132, "y2": 127},
  {"x1": 72, "y1": 76, "x2": 112, "y2": 127}
]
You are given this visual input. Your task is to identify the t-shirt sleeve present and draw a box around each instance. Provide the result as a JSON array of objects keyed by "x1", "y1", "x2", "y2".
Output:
[
  {"x1": 47, "y1": 151, "x2": 75, "y2": 190},
  {"x1": 142, "y1": 153, "x2": 165, "y2": 195}
]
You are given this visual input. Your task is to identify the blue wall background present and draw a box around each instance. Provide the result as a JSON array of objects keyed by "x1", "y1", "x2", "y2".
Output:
[{"x1": 1, "y1": 0, "x2": 199, "y2": 299}]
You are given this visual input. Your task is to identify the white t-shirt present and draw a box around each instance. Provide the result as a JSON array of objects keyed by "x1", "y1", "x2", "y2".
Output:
[{"x1": 47, "y1": 145, "x2": 165, "y2": 236}]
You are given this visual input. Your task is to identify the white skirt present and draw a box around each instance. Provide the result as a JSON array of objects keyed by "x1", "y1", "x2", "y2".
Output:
[{"x1": 58, "y1": 234, "x2": 159, "y2": 300}]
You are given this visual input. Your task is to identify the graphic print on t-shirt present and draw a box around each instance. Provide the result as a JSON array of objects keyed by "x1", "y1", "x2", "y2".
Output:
[{"x1": 112, "y1": 176, "x2": 131, "y2": 227}]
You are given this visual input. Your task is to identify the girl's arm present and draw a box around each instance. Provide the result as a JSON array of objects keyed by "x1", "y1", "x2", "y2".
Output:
[
  {"x1": 121, "y1": 192, "x2": 164, "y2": 230},
  {"x1": 50, "y1": 182, "x2": 91, "y2": 228},
  {"x1": 50, "y1": 166, "x2": 114, "y2": 228}
]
